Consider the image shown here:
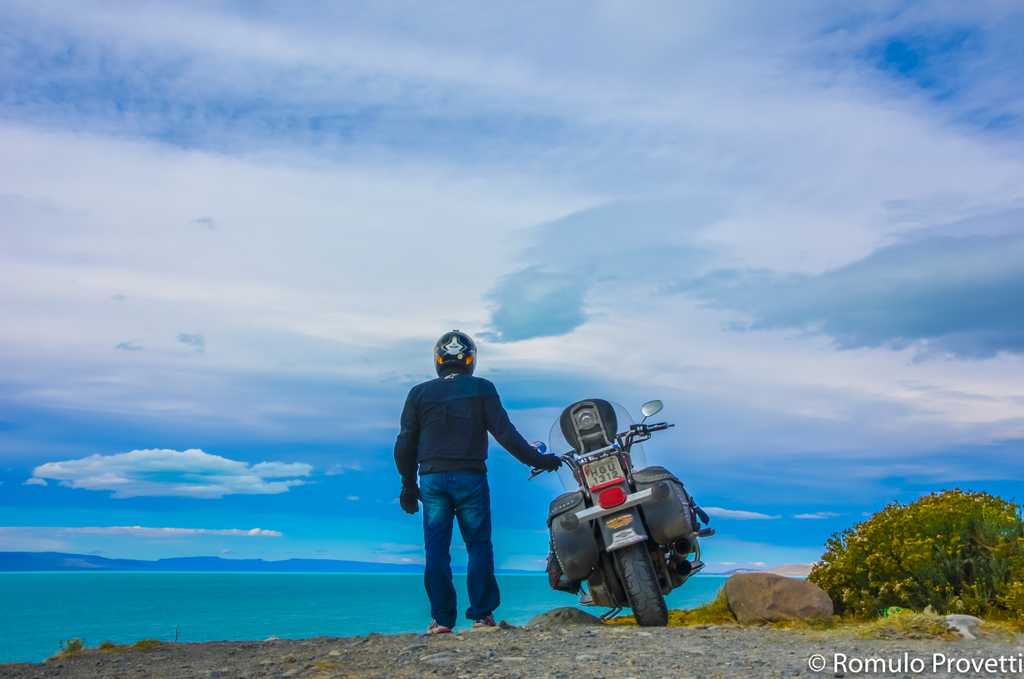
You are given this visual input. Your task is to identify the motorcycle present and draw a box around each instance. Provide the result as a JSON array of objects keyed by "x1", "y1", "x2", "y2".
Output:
[{"x1": 530, "y1": 398, "x2": 713, "y2": 626}]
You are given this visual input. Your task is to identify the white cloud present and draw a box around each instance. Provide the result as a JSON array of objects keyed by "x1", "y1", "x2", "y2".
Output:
[
  {"x1": 29, "y1": 448, "x2": 312, "y2": 499},
  {"x1": 22, "y1": 477, "x2": 47, "y2": 487},
  {"x1": 1, "y1": 0, "x2": 1023, "y2": 501},
  {"x1": 0, "y1": 525, "x2": 281, "y2": 552},
  {"x1": 325, "y1": 462, "x2": 364, "y2": 476},
  {"x1": 703, "y1": 507, "x2": 780, "y2": 520},
  {"x1": 0, "y1": 527, "x2": 69, "y2": 552},
  {"x1": 793, "y1": 512, "x2": 840, "y2": 520},
  {"x1": 345, "y1": 495, "x2": 360, "y2": 502},
  {"x1": 55, "y1": 525, "x2": 282, "y2": 537}
]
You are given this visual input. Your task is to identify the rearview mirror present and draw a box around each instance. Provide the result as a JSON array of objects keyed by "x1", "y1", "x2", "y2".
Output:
[{"x1": 640, "y1": 400, "x2": 663, "y2": 419}]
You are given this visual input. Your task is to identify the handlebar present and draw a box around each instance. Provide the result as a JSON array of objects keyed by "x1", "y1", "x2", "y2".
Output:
[
  {"x1": 528, "y1": 421, "x2": 674, "y2": 480},
  {"x1": 632, "y1": 421, "x2": 673, "y2": 434}
]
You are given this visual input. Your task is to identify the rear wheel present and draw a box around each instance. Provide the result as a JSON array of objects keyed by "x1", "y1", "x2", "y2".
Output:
[{"x1": 613, "y1": 544, "x2": 668, "y2": 626}]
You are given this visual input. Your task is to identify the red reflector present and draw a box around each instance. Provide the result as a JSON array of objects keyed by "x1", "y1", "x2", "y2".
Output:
[{"x1": 598, "y1": 487, "x2": 626, "y2": 509}]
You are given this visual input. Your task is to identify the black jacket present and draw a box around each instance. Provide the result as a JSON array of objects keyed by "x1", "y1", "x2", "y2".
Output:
[{"x1": 394, "y1": 371, "x2": 548, "y2": 484}]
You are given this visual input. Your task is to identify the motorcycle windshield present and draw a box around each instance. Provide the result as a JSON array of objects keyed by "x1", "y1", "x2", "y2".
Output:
[{"x1": 548, "y1": 400, "x2": 646, "y2": 491}]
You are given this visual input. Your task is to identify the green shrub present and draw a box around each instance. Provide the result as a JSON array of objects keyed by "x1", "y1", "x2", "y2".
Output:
[{"x1": 809, "y1": 489, "x2": 1024, "y2": 618}]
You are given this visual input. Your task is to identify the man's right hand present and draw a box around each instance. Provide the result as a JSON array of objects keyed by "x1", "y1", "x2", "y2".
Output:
[
  {"x1": 400, "y1": 484, "x2": 420, "y2": 514},
  {"x1": 535, "y1": 454, "x2": 562, "y2": 471}
]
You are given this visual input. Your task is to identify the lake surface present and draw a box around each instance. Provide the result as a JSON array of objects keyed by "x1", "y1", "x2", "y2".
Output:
[{"x1": 0, "y1": 572, "x2": 726, "y2": 663}]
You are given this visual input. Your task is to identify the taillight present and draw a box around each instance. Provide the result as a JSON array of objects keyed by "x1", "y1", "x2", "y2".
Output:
[{"x1": 598, "y1": 486, "x2": 626, "y2": 509}]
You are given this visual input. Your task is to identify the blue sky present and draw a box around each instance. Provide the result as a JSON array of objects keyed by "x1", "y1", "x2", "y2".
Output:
[{"x1": 2, "y1": 1, "x2": 1024, "y2": 572}]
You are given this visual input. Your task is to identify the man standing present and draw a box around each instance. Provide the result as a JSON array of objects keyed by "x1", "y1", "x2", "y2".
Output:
[{"x1": 394, "y1": 330, "x2": 562, "y2": 633}]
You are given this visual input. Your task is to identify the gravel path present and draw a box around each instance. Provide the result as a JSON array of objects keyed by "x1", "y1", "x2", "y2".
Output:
[{"x1": 2, "y1": 624, "x2": 1023, "y2": 678}]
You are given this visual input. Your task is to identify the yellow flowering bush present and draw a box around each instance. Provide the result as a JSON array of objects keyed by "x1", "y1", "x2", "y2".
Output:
[{"x1": 809, "y1": 490, "x2": 1024, "y2": 618}]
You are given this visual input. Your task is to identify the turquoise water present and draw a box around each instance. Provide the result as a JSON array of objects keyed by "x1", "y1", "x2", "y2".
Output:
[{"x1": 0, "y1": 572, "x2": 725, "y2": 664}]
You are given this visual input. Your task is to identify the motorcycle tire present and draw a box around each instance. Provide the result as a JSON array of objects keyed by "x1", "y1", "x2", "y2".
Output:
[{"x1": 613, "y1": 544, "x2": 668, "y2": 626}]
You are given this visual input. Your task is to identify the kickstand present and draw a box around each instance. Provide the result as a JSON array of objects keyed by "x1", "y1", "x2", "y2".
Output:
[{"x1": 600, "y1": 607, "x2": 623, "y2": 622}]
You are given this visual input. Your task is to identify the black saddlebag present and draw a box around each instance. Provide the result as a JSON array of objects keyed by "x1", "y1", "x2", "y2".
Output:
[
  {"x1": 547, "y1": 491, "x2": 599, "y2": 582},
  {"x1": 546, "y1": 551, "x2": 580, "y2": 593},
  {"x1": 633, "y1": 466, "x2": 695, "y2": 546}
]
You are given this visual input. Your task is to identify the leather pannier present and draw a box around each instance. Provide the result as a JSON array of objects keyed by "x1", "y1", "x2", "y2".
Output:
[
  {"x1": 547, "y1": 491, "x2": 599, "y2": 581},
  {"x1": 632, "y1": 466, "x2": 695, "y2": 546}
]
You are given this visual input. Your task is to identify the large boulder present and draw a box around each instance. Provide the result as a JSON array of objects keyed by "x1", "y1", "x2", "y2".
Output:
[
  {"x1": 528, "y1": 607, "x2": 603, "y2": 628},
  {"x1": 945, "y1": 614, "x2": 982, "y2": 640},
  {"x1": 723, "y1": 573, "x2": 833, "y2": 624}
]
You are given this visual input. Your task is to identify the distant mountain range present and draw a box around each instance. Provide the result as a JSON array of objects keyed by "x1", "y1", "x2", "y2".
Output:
[{"x1": 0, "y1": 552, "x2": 532, "y2": 574}]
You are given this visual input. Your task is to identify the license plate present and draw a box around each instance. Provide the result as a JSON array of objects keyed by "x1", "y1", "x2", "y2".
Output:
[{"x1": 583, "y1": 456, "x2": 623, "y2": 488}]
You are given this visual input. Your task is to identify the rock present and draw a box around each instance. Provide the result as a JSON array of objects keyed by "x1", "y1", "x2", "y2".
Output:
[
  {"x1": 945, "y1": 614, "x2": 982, "y2": 640},
  {"x1": 419, "y1": 651, "x2": 455, "y2": 666},
  {"x1": 467, "y1": 624, "x2": 500, "y2": 633},
  {"x1": 723, "y1": 573, "x2": 833, "y2": 624},
  {"x1": 527, "y1": 607, "x2": 603, "y2": 628}
]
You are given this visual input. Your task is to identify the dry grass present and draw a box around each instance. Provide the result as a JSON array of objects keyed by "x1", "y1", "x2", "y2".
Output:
[
  {"x1": 979, "y1": 620, "x2": 1024, "y2": 641},
  {"x1": 606, "y1": 589, "x2": 737, "y2": 627},
  {"x1": 48, "y1": 637, "x2": 85, "y2": 661},
  {"x1": 850, "y1": 612, "x2": 957, "y2": 640},
  {"x1": 98, "y1": 640, "x2": 129, "y2": 654},
  {"x1": 58, "y1": 638, "x2": 166, "y2": 656},
  {"x1": 131, "y1": 639, "x2": 163, "y2": 652},
  {"x1": 766, "y1": 616, "x2": 838, "y2": 631}
]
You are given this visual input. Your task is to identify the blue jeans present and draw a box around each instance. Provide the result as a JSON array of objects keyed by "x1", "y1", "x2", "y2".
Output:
[{"x1": 420, "y1": 471, "x2": 500, "y2": 628}]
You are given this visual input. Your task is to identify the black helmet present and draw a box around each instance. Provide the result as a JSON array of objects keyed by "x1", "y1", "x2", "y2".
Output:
[{"x1": 434, "y1": 330, "x2": 477, "y2": 376}]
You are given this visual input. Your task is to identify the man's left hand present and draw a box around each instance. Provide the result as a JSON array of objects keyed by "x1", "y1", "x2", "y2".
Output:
[
  {"x1": 535, "y1": 454, "x2": 562, "y2": 471},
  {"x1": 400, "y1": 484, "x2": 420, "y2": 514}
]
